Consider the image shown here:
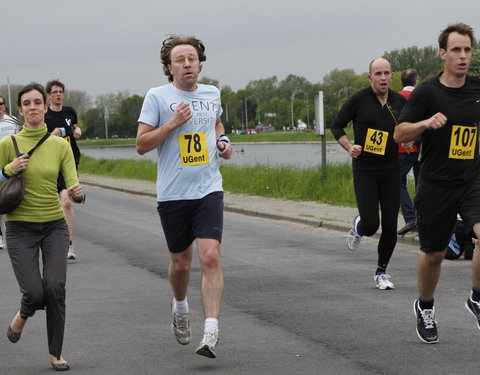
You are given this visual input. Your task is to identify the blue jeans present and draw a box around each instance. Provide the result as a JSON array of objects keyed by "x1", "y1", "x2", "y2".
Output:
[{"x1": 399, "y1": 152, "x2": 420, "y2": 223}]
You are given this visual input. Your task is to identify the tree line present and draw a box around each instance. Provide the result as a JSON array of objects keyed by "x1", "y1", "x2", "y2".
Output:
[{"x1": 1, "y1": 43, "x2": 479, "y2": 139}]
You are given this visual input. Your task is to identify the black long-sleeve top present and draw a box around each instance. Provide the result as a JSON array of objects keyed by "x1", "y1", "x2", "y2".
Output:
[{"x1": 331, "y1": 86, "x2": 406, "y2": 171}]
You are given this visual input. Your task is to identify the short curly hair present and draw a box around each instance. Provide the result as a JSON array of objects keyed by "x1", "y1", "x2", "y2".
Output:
[
  {"x1": 45, "y1": 79, "x2": 65, "y2": 94},
  {"x1": 160, "y1": 35, "x2": 206, "y2": 82},
  {"x1": 438, "y1": 23, "x2": 474, "y2": 50}
]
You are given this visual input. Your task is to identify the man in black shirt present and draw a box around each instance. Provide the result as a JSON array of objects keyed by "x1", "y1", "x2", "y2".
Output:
[
  {"x1": 331, "y1": 57, "x2": 406, "y2": 290},
  {"x1": 45, "y1": 80, "x2": 82, "y2": 260},
  {"x1": 395, "y1": 23, "x2": 480, "y2": 344}
]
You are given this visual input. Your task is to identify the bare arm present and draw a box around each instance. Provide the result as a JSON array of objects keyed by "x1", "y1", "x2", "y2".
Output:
[
  {"x1": 135, "y1": 101, "x2": 192, "y2": 155},
  {"x1": 336, "y1": 135, "x2": 362, "y2": 159},
  {"x1": 394, "y1": 112, "x2": 447, "y2": 144},
  {"x1": 73, "y1": 124, "x2": 82, "y2": 139}
]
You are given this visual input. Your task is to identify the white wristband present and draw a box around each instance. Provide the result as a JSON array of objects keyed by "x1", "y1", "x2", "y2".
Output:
[{"x1": 216, "y1": 135, "x2": 230, "y2": 145}]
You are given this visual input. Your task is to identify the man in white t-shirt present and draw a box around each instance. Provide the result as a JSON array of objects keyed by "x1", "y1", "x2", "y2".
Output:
[
  {"x1": 136, "y1": 35, "x2": 232, "y2": 359},
  {"x1": 0, "y1": 96, "x2": 18, "y2": 138},
  {"x1": 0, "y1": 96, "x2": 19, "y2": 249}
]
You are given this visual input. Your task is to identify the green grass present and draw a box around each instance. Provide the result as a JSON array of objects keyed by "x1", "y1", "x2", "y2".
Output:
[
  {"x1": 78, "y1": 138, "x2": 137, "y2": 147},
  {"x1": 220, "y1": 164, "x2": 357, "y2": 206},
  {"x1": 79, "y1": 155, "x2": 415, "y2": 207},
  {"x1": 79, "y1": 156, "x2": 157, "y2": 181}
]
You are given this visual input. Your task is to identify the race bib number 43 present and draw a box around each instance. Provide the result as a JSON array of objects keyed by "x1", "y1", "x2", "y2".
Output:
[
  {"x1": 449, "y1": 125, "x2": 477, "y2": 159},
  {"x1": 364, "y1": 128, "x2": 388, "y2": 155},
  {"x1": 179, "y1": 132, "x2": 210, "y2": 166}
]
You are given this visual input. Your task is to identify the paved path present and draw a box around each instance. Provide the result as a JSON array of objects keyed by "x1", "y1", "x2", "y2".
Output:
[{"x1": 79, "y1": 173, "x2": 419, "y2": 246}]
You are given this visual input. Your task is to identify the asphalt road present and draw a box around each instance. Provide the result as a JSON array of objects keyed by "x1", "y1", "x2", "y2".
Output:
[{"x1": 1, "y1": 186, "x2": 479, "y2": 374}]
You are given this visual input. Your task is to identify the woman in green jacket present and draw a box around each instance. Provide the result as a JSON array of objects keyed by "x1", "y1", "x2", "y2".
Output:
[{"x1": 0, "y1": 83, "x2": 84, "y2": 372}]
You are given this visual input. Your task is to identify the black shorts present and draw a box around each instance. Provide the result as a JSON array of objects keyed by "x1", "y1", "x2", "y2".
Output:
[
  {"x1": 157, "y1": 191, "x2": 224, "y2": 253},
  {"x1": 415, "y1": 174, "x2": 480, "y2": 253}
]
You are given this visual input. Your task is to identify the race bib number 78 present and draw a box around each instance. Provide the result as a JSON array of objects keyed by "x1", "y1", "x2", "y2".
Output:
[
  {"x1": 449, "y1": 125, "x2": 477, "y2": 159},
  {"x1": 178, "y1": 132, "x2": 210, "y2": 166}
]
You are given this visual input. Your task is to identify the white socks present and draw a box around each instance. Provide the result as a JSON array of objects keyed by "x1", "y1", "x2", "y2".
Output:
[
  {"x1": 204, "y1": 317, "x2": 218, "y2": 333},
  {"x1": 174, "y1": 299, "x2": 219, "y2": 333},
  {"x1": 173, "y1": 298, "x2": 189, "y2": 315}
]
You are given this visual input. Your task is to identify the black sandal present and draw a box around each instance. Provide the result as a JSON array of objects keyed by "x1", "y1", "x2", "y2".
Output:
[
  {"x1": 7, "y1": 325, "x2": 21, "y2": 343},
  {"x1": 51, "y1": 362, "x2": 70, "y2": 371}
]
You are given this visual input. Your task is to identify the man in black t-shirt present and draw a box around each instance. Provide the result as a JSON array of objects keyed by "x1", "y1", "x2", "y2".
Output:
[
  {"x1": 395, "y1": 23, "x2": 480, "y2": 344},
  {"x1": 45, "y1": 79, "x2": 82, "y2": 260}
]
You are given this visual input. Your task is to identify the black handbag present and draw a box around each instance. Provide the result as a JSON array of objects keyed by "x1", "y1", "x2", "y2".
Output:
[{"x1": 0, "y1": 133, "x2": 50, "y2": 214}]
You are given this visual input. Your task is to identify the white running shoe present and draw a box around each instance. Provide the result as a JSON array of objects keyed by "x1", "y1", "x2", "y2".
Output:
[
  {"x1": 196, "y1": 329, "x2": 219, "y2": 358},
  {"x1": 171, "y1": 301, "x2": 191, "y2": 345},
  {"x1": 67, "y1": 244, "x2": 76, "y2": 260},
  {"x1": 0, "y1": 235, "x2": 4, "y2": 250},
  {"x1": 374, "y1": 274, "x2": 394, "y2": 290},
  {"x1": 346, "y1": 215, "x2": 362, "y2": 251}
]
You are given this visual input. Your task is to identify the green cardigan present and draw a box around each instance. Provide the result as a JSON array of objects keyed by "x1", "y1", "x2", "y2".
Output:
[{"x1": 0, "y1": 124, "x2": 79, "y2": 222}]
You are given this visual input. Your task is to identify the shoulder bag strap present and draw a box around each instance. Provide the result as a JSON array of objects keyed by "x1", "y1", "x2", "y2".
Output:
[
  {"x1": 27, "y1": 133, "x2": 51, "y2": 157},
  {"x1": 10, "y1": 133, "x2": 51, "y2": 158},
  {"x1": 10, "y1": 136, "x2": 22, "y2": 157}
]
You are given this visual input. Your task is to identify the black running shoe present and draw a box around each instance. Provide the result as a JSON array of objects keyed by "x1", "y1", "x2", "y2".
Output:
[
  {"x1": 466, "y1": 291, "x2": 480, "y2": 330},
  {"x1": 413, "y1": 299, "x2": 438, "y2": 344}
]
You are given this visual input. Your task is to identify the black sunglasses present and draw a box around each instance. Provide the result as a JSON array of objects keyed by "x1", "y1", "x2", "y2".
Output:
[{"x1": 0, "y1": 102, "x2": 5, "y2": 105}]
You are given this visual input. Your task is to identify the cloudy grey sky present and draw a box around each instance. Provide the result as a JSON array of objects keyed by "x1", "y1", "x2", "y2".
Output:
[{"x1": 3, "y1": 0, "x2": 479, "y2": 101}]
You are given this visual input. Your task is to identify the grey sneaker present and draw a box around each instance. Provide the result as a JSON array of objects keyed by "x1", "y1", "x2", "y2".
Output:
[
  {"x1": 171, "y1": 302, "x2": 191, "y2": 345},
  {"x1": 413, "y1": 299, "x2": 438, "y2": 344},
  {"x1": 196, "y1": 329, "x2": 219, "y2": 358},
  {"x1": 67, "y1": 244, "x2": 76, "y2": 260},
  {"x1": 374, "y1": 274, "x2": 394, "y2": 290},
  {"x1": 346, "y1": 216, "x2": 362, "y2": 251},
  {"x1": 465, "y1": 291, "x2": 480, "y2": 330}
]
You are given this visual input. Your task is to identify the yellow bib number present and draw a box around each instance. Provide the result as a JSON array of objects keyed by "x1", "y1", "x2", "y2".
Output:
[
  {"x1": 179, "y1": 132, "x2": 210, "y2": 166},
  {"x1": 364, "y1": 128, "x2": 388, "y2": 155},
  {"x1": 449, "y1": 125, "x2": 477, "y2": 160}
]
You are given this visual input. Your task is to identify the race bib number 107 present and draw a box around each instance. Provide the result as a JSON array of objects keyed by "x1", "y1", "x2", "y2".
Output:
[
  {"x1": 449, "y1": 125, "x2": 477, "y2": 159},
  {"x1": 179, "y1": 132, "x2": 210, "y2": 166}
]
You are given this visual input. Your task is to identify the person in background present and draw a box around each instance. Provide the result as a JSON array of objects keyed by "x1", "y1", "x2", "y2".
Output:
[
  {"x1": 331, "y1": 58, "x2": 406, "y2": 290},
  {"x1": 0, "y1": 95, "x2": 19, "y2": 250},
  {"x1": 395, "y1": 22, "x2": 480, "y2": 344},
  {"x1": 136, "y1": 34, "x2": 233, "y2": 359},
  {"x1": 45, "y1": 80, "x2": 82, "y2": 261},
  {"x1": 397, "y1": 69, "x2": 421, "y2": 235},
  {"x1": 1, "y1": 83, "x2": 84, "y2": 371},
  {"x1": 444, "y1": 215, "x2": 475, "y2": 260}
]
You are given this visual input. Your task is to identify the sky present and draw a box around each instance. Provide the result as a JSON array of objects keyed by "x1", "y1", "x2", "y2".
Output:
[{"x1": 3, "y1": 0, "x2": 480, "y2": 102}]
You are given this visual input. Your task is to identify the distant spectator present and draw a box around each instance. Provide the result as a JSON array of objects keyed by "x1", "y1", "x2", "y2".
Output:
[{"x1": 397, "y1": 69, "x2": 420, "y2": 236}]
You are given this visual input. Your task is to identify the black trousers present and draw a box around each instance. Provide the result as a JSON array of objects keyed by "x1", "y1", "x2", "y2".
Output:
[
  {"x1": 353, "y1": 168, "x2": 400, "y2": 270},
  {"x1": 6, "y1": 218, "x2": 69, "y2": 360}
]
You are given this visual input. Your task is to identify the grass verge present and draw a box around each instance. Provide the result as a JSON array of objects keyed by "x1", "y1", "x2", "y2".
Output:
[{"x1": 80, "y1": 156, "x2": 420, "y2": 208}]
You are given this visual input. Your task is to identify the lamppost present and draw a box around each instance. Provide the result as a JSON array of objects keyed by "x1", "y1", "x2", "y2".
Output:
[
  {"x1": 7, "y1": 76, "x2": 12, "y2": 115},
  {"x1": 337, "y1": 87, "x2": 351, "y2": 109},
  {"x1": 104, "y1": 107, "x2": 109, "y2": 139},
  {"x1": 291, "y1": 89, "x2": 309, "y2": 129}
]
